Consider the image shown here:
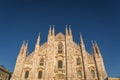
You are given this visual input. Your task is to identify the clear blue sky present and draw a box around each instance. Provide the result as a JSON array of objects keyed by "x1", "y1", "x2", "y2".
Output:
[{"x1": 0, "y1": 0, "x2": 120, "y2": 77}]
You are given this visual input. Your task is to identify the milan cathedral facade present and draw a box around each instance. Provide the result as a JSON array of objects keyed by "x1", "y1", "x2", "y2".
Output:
[{"x1": 11, "y1": 26, "x2": 107, "y2": 80}]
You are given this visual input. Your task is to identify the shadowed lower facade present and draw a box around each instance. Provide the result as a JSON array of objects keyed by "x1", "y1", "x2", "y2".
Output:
[{"x1": 11, "y1": 26, "x2": 107, "y2": 80}]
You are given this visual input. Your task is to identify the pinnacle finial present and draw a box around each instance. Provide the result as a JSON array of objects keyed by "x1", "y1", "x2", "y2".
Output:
[
  {"x1": 94, "y1": 40, "x2": 98, "y2": 46},
  {"x1": 91, "y1": 40, "x2": 96, "y2": 54},
  {"x1": 22, "y1": 40, "x2": 25, "y2": 45},
  {"x1": 52, "y1": 25, "x2": 55, "y2": 35},
  {"x1": 66, "y1": 25, "x2": 69, "y2": 35},
  {"x1": 79, "y1": 32, "x2": 86, "y2": 51},
  {"x1": 49, "y1": 25, "x2": 52, "y2": 35},
  {"x1": 69, "y1": 25, "x2": 72, "y2": 36},
  {"x1": 94, "y1": 40, "x2": 101, "y2": 54},
  {"x1": 95, "y1": 40, "x2": 99, "y2": 49},
  {"x1": 21, "y1": 40, "x2": 25, "y2": 49},
  {"x1": 91, "y1": 40, "x2": 94, "y2": 46},
  {"x1": 19, "y1": 40, "x2": 26, "y2": 55},
  {"x1": 35, "y1": 33, "x2": 40, "y2": 52},
  {"x1": 80, "y1": 32, "x2": 84, "y2": 44},
  {"x1": 25, "y1": 40, "x2": 28, "y2": 54},
  {"x1": 36, "y1": 33, "x2": 40, "y2": 46},
  {"x1": 26, "y1": 40, "x2": 28, "y2": 48},
  {"x1": 94, "y1": 40, "x2": 99, "y2": 48}
]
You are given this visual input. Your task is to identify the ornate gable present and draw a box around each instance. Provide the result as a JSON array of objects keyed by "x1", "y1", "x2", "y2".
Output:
[
  {"x1": 55, "y1": 32, "x2": 65, "y2": 41},
  {"x1": 24, "y1": 53, "x2": 34, "y2": 65}
]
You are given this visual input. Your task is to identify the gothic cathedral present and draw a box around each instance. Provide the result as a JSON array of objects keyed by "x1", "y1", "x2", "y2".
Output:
[{"x1": 11, "y1": 26, "x2": 107, "y2": 80}]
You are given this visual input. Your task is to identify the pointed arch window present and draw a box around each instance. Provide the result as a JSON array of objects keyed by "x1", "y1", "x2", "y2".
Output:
[
  {"x1": 58, "y1": 60, "x2": 62, "y2": 68},
  {"x1": 77, "y1": 57, "x2": 81, "y2": 65},
  {"x1": 91, "y1": 70, "x2": 95, "y2": 78},
  {"x1": 40, "y1": 58, "x2": 44, "y2": 66},
  {"x1": 77, "y1": 70, "x2": 82, "y2": 78},
  {"x1": 58, "y1": 42, "x2": 63, "y2": 53},
  {"x1": 25, "y1": 71, "x2": 29, "y2": 79},
  {"x1": 38, "y1": 71, "x2": 42, "y2": 79}
]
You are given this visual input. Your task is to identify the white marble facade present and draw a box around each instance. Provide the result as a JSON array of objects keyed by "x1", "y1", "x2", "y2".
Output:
[{"x1": 11, "y1": 26, "x2": 107, "y2": 80}]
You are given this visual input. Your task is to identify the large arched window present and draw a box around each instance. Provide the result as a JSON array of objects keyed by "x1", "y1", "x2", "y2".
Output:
[
  {"x1": 38, "y1": 71, "x2": 42, "y2": 79},
  {"x1": 91, "y1": 70, "x2": 95, "y2": 78},
  {"x1": 77, "y1": 70, "x2": 82, "y2": 78},
  {"x1": 58, "y1": 42, "x2": 63, "y2": 53},
  {"x1": 40, "y1": 58, "x2": 44, "y2": 66},
  {"x1": 58, "y1": 60, "x2": 62, "y2": 68},
  {"x1": 77, "y1": 57, "x2": 81, "y2": 65},
  {"x1": 24, "y1": 71, "x2": 29, "y2": 79}
]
